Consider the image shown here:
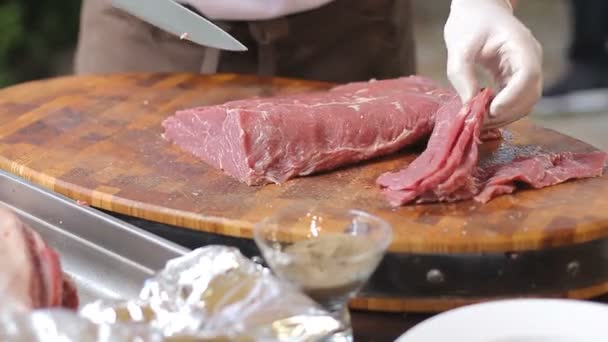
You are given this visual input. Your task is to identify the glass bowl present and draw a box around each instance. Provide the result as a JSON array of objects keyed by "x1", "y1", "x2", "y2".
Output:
[{"x1": 253, "y1": 203, "x2": 393, "y2": 341}]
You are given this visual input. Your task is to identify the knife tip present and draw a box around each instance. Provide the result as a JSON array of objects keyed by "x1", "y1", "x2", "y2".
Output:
[{"x1": 229, "y1": 42, "x2": 249, "y2": 52}]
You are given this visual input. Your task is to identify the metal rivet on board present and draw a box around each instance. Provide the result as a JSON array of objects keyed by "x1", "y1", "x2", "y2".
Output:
[
  {"x1": 505, "y1": 252, "x2": 519, "y2": 260},
  {"x1": 426, "y1": 269, "x2": 445, "y2": 284},
  {"x1": 566, "y1": 261, "x2": 580, "y2": 277}
]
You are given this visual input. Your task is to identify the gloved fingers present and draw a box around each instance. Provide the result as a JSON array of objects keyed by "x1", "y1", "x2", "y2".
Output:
[
  {"x1": 484, "y1": 60, "x2": 542, "y2": 129},
  {"x1": 446, "y1": 45, "x2": 483, "y2": 105},
  {"x1": 479, "y1": 40, "x2": 513, "y2": 84},
  {"x1": 447, "y1": 58, "x2": 479, "y2": 105},
  {"x1": 443, "y1": 14, "x2": 486, "y2": 105},
  {"x1": 476, "y1": 32, "x2": 542, "y2": 129}
]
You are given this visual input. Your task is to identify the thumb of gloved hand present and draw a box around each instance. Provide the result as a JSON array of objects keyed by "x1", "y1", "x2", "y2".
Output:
[{"x1": 444, "y1": 0, "x2": 543, "y2": 129}]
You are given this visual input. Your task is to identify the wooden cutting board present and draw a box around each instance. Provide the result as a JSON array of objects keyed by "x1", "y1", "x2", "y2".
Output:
[{"x1": 1, "y1": 73, "x2": 608, "y2": 312}]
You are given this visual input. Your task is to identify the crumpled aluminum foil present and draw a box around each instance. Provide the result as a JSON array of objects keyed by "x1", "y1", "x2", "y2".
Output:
[
  {"x1": 0, "y1": 308, "x2": 163, "y2": 342},
  {"x1": 0, "y1": 246, "x2": 342, "y2": 341}
]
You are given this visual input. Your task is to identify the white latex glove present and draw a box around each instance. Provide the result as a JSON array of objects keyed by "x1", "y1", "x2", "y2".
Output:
[
  {"x1": 444, "y1": 0, "x2": 543, "y2": 129},
  {"x1": 181, "y1": 0, "x2": 335, "y2": 21}
]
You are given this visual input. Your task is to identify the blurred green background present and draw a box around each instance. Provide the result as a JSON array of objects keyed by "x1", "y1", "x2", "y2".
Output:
[{"x1": 0, "y1": 0, "x2": 81, "y2": 87}]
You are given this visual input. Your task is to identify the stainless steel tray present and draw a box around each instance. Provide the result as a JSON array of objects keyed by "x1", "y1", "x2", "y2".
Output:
[{"x1": 0, "y1": 169, "x2": 189, "y2": 306}]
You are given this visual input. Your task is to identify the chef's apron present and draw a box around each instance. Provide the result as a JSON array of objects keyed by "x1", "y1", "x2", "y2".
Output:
[{"x1": 74, "y1": 0, "x2": 416, "y2": 83}]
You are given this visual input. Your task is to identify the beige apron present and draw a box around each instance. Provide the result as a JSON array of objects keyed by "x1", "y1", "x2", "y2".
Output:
[{"x1": 74, "y1": 0, "x2": 416, "y2": 83}]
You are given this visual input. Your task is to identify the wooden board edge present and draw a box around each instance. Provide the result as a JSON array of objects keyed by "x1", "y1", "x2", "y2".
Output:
[
  {"x1": 349, "y1": 281, "x2": 608, "y2": 313},
  {"x1": 3, "y1": 156, "x2": 608, "y2": 254}
]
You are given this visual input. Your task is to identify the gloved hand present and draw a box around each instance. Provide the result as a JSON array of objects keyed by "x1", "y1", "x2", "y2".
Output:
[
  {"x1": 181, "y1": 0, "x2": 335, "y2": 21},
  {"x1": 444, "y1": 0, "x2": 543, "y2": 129}
]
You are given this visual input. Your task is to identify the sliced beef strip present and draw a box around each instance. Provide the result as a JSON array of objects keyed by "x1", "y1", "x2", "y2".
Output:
[
  {"x1": 377, "y1": 89, "x2": 492, "y2": 205},
  {"x1": 474, "y1": 151, "x2": 608, "y2": 203},
  {"x1": 377, "y1": 88, "x2": 608, "y2": 206}
]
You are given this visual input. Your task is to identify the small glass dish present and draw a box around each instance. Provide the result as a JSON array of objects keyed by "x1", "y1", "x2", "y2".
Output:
[{"x1": 253, "y1": 203, "x2": 393, "y2": 341}]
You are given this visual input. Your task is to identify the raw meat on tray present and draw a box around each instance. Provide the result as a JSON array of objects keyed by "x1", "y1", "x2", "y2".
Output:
[{"x1": 0, "y1": 206, "x2": 78, "y2": 310}]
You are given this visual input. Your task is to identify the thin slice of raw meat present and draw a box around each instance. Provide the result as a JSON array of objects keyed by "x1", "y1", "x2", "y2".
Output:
[
  {"x1": 474, "y1": 151, "x2": 608, "y2": 203},
  {"x1": 377, "y1": 88, "x2": 608, "y2": 206},
  {"x1": 377, "y1": 89, "x2": 492, "y2": 205}
]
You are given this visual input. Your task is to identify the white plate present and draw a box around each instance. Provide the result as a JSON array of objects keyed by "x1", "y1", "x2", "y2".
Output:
[{"x1": 396, "y1": 299, "x2": 608, "y2": 342}]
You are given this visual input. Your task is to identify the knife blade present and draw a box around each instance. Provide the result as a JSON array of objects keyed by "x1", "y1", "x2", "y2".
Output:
[{"x1": 111, "y1": 0, "x2": 247, "y2": 51}]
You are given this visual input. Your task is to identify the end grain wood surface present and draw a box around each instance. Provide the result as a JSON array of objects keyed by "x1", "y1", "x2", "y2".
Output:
[{"x1": 0, "y1": 73, "x2": 606, "y2": 254}]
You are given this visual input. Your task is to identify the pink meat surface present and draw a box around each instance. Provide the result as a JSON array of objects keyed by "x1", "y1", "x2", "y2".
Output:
[
  {"x1": 162, "y1": 76, "x2": 608, "y2": 205},
  {"x1": 474, "y1": 151, "x2": 608, "y2": 203},
  {"x1": 376, "y1": 89, "x2": 608, "y2": 206},
  {"x1": 0, "y1": 207, "x2": 78, "y2": 310},
  {"x1": 162, "y1": 76, "x2": 453, "y2": 186}
]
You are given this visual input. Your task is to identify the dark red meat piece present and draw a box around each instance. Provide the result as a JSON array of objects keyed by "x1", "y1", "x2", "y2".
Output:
[{"x1": 0, "y1": 207, "x2": 78, "y2": 310}]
